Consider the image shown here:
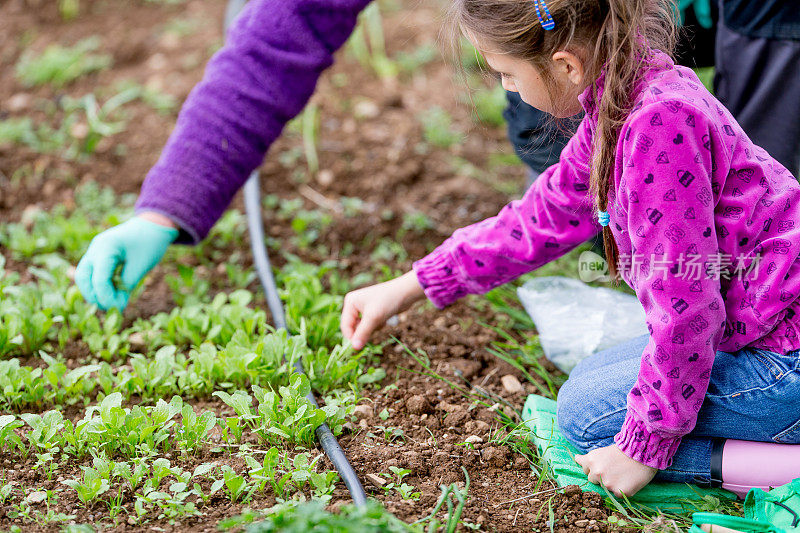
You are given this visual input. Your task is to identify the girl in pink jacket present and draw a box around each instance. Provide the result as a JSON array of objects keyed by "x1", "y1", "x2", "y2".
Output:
[{"x1": 341, "y1": 0, "x2": 800, "y2": 498}]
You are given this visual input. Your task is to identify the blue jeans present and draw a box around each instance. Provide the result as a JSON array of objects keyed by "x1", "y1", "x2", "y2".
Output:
[{"x1": 556, "y1": 333, "x2": 800, "y2": 484}]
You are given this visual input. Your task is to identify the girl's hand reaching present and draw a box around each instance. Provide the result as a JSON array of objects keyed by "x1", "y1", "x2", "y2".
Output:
[
  {"x1": 574, "y1": 444, "x2": 657, "y2": 498},
  {"x1": 341, "y1": 270, "x2": 426, "y2": 350}
]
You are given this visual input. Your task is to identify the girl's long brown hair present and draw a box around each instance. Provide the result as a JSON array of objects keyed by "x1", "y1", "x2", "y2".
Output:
[{"x1": 449, "y1": 0, "x2": 679, "y2": 282}]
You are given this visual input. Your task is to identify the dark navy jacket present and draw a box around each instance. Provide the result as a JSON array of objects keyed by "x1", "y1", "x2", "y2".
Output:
[{"x1": 724, "y1": 0, "x2": 800, "y2": 40}]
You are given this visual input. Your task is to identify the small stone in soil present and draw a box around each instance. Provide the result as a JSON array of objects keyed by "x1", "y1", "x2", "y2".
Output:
[
  {"x1": 7, "y1": 93, "x2": 32, "y2": 112},
  {"x1": 513, "y1": 456, "x2": 529, "y2": 470},
  {"x1": 26, "y1": 491, "x2": 46, "y2": 504},
  {"x1": 353, "y1": 405, "x2": 373, "y2": 419},
  {"x1": 482, "y1": 446, "x2": 511, "y2": 467},
  {"x1": 465, "y1": 435, "x2": 483, "y2": 444},
  {"x1": 501, "y1": 374, "x2": 523, "y2": 394},
  {"x1": 406, "y1": 394, "x2": 432, "y2": 415},
  {"x1": 366, "y1": 473, "x2": 386, "y2": 488},
  {"x1": 353, "y1": 99, "x2": 380, "y2": 119},
  {"x1": 465, "y1": 420, "x2": 490, "y2": 434}
]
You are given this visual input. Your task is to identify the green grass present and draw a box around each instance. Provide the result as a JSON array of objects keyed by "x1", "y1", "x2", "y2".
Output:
[{"x1": 695, "y1": 67, "x2": 715, "y2": 94}]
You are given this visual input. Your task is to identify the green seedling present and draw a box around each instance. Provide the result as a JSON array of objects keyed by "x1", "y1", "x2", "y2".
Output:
[
  {"x1": 0, "y1": 118, "x2": 38, "y2": 149},
  {"x1": 113, "y1": 80, "x2": 177, "y2": 115},
  {"x1": 396, "y1": 43, "x2": 437, "y2": 74},
  {"x1": 33, "y1": 452, "x2": 58, "y2": 480},
  {"x1": 370, "y1": 238, "x2": 409, "y2": 263},
  {"x1": 62, "y1": 415, "x2": 93, "y2": 459},
  {"x1": 244, "y1": 500, "x2": 412, "y2": 532},
  {"x1": 166, "y1": 263, "x2": 211, "y2": 306},
  {"x1": 16, "y1": 37, "x2": 111, "y2": 88},
  {"x1": 58, "y1": 0, "x2": 80, "y2": 20},
  {"x1": 0, "y1": 415, "x2": 24, "y2": 455},
  {"x1": 1, "y1": 182, "x2": 130, "y2": 262},
  {"x1": 245, "y1": 447, "x2": 292, "y2": 497},
  {"x1": 301, "y1": 342, "x2": 367, "y2": 394},
  {"x1": 0, "y1": 360, "x2": 48, "y2": 409},
  {"x1": 225, "y1": 262, "x2": 257, "y2": 289},
  {"x1": 346, "y1": 3, "x2": 398, "y2": 79},
  {"x1": 399, "y1": 210, "x2": 435, "y2": 239},
  {"x1": 0, "y1": 483, "x2": 14, "y2": 504},
  {"x1": 278, "y1": 262, "x2": 344, "y2": 350},
  {"x1": 63, "y1": 466, "x2": 111, "y2": 506},
  {"x1": 116, "y1": 460, "x2": 149, "y2": 492},
  {"x1": 142, "y1": 290, "x2": 269, "y2": 349},
  {"x1": 220, "y1": 465, "x2": 252, "y2": 503},
  {"x1": 41, "y1": 355, "x2": 101, "y2": 404},
  {"x1": 215, "y1": 374, "x2": 338, "y2": 448},
  {"x1": 340, "y1": 196, "x2": 366, "y2": 217},
  {"x1": 369, "y1": 425, "x2": 405, "y2": 443},
  {"x1": 469, "y1": 83, "x2": 507, "y2": 127},
  {"x1": 291, "y1": 209, "x2": 333, "y2": 249},
  {"x1": 61, "y1": 87, "x2": 140, "y2": 157},
  {"x1": 221, "y1": 416, "x2": 245, "y2": 444},
  {"x1": 419, "y1": 107, "x2": 464, "y2": 149},
  {"x1": 380, "y1": 466, "x2": 421, "y2": 501},
  {"x1": 177, "y1": 405, "x2": 216, "y2": 452},
  {"x1": 415, "y1": 467, "x2": 470, "y2": 532},
  {"x1": 20, "y1": 410, "x2": 64, "y2": 453},
  {"x1": 85, "y1": 393, "x2": 185, "y2": 458},
  {"x1": 301, "y1": 103, "x2": 320, "y2": 176}
]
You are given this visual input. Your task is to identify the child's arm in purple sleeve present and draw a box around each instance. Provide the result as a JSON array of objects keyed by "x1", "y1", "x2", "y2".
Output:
[
  {"x1": 135, "y1": 0, "x2": 372, "y2": 243},
  {"x1": 613, "y1": 103, "x2": 727, "y2": 469},
  {"x1": 412, "y1": 117, "x2": 601, "y2": 308}
]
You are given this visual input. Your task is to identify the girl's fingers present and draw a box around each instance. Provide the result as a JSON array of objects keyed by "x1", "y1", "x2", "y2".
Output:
[
  {"x1": 340, "y1": 296, "x2": 361, "y2": 340},
  {"x1": 352, "y1": 312, "x2": 383, "y2": 350},
  {"x1": 574, "y1": 454, "x2": 591, "y2": 476}
]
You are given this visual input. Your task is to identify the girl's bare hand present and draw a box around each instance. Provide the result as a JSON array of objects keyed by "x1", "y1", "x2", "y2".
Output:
[
  {"x1": 341, "y1": 270, "x2": 425, "y2": 350},
  {"x1": 574, "y1": 444, "x2": 657, "y2": 498}
]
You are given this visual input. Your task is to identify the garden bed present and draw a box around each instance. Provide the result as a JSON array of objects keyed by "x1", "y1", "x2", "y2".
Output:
[{"x1": 0, "y1": 0, "x2": 735, "y2": 531}]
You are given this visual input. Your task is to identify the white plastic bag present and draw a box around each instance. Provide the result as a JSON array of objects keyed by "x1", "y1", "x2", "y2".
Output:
[{"x1": 516, "y1": 276, "x2": 649, "y2": 374}]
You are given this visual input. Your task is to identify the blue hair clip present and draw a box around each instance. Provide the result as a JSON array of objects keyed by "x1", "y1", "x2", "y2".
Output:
[
  {"x1": 598, "y1": 210, "x2": 610, "y2": 227},
  {"x1": 534, "y1": 0, "x2": 556, "y2": 30}
]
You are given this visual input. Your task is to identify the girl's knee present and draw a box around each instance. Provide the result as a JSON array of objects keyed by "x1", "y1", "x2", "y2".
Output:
[
  {"x1": 556, "y1": 377, "x2": 594, "y2": 452},
  {"x1": 556, "y1": 375, "x2": 621, "y2": 452}
]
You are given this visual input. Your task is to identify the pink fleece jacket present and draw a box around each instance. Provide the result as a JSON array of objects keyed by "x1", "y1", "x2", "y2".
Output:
[{"x1": 412, "y1": 50, "x2": 800, "y2": 469}]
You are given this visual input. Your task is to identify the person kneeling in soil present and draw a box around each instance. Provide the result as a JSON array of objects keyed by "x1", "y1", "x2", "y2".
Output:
[{"x1": 341, "y1": 0, "x2": 800, "y2": 499}]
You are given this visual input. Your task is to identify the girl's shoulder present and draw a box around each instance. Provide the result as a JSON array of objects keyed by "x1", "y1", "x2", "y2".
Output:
[
  {"x1": 620, "y1": 59, "x2": 736, "y2": 162},
  {"x1": 630, "y1": 62, "x2": 724, "y2": 128}
]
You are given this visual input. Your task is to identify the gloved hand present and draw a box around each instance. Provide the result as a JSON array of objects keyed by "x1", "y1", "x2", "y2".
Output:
[
  {"x1": 75, "y1": 216, "x2": 179, "y2": 311},
  {"x1": 678, "y1": 0, "x2": 713, "y2": 29}
]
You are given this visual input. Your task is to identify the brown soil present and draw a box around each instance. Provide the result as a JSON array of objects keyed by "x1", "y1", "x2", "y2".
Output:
[{"x1": 0, "y1": 0, "x2": 633, "y2": 531}]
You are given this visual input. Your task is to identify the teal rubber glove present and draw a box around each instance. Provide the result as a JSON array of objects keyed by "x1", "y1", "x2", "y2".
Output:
[
  {"x1": 678, "y1": 0, "x2": 713, "y2": 29},
  {"x1": 75, "y1": 217, "x2": 179, "y2": 311}
]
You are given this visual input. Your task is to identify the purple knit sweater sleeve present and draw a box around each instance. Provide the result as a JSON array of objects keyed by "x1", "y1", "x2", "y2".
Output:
[
  {"x1": 135, "y1": 0, "x2": 371, "y2": 243},
  {"x1": 412, "y1": 117, "x2": 601, "y2": 308},
  {"x1": 612, "y1": 102, "x2": 727, "y2": 469}
]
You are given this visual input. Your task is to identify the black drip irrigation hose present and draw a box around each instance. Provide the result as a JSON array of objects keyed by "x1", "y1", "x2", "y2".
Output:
[
  {"x1": 243, "y1": 174, "x2": 368, "y2": 506},
  {"x1": 225, "y1": 0, "x2": 368, "y2": 506}
]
